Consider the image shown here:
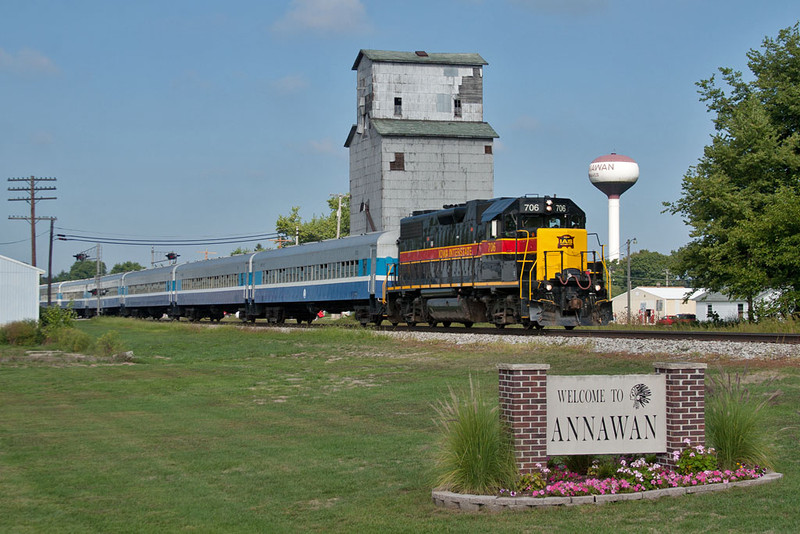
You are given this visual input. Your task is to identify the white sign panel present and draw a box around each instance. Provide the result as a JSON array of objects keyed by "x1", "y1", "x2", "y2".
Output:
[{"x1": 546, "y1": 374, "x2": 666, "y2": 456}]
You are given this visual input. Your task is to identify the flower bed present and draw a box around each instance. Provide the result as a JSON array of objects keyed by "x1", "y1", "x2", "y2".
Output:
[
  {"x1": 433, "y1": 471, "x2": 782, "y2": 511},
  {"x1": 500, "y1": 461, "x2": 768, "y2": 499},
  {"x1": 432, "y1": 442, "x2": 781, "y2": 511}
]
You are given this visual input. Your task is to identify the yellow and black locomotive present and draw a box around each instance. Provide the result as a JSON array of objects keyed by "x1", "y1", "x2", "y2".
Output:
[{"x1": 384, "y1": 196, "x2": 612, "y2": 329}]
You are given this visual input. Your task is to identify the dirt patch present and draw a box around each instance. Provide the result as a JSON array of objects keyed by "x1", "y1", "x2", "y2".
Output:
[{"x1": 0, "y1": 350, "x2": 135, "y2": 367}]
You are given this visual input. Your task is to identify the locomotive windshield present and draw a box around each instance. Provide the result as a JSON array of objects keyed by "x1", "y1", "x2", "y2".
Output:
[
  {"x1": 499, "y1": 199, "x2": 586, "y2": 237},
  {"x1": 514, "y1": 213, "x2": 585, "y2": 234}
]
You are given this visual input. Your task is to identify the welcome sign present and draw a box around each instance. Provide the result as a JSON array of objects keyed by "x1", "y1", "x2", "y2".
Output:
[{"x1": 546, "y1": 374, "x2": 667, "y2": 455}]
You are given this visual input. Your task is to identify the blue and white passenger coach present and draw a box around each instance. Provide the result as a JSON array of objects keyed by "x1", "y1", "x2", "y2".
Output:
[{"x1": 42, "y1": 230, "x2": 400, "y2": 324}]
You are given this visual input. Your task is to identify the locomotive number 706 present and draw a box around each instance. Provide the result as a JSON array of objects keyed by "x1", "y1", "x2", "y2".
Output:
[{"x1": 523, "y1": 203, "x2": 567, "y2": 213}]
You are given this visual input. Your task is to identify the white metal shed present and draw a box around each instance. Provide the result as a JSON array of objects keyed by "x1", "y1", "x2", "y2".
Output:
[{"x1": 0, "y1": 255, "x2": 45, "y2": 325}]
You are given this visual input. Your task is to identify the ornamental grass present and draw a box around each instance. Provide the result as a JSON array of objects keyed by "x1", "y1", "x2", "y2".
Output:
[
  {"x1": 431, "y1": 377, "x2": 518, "y2": 495},
  {"x1": 706, "y1": 370, "x2": 777, "y2": 470}
]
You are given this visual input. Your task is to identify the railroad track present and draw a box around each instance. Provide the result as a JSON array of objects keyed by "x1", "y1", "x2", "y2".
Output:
[
  {"x1": 376, "y1": 326, "x2": 800, "y2": 344},
  {"x1": 234, "y1": 320, "x2": 800, "y2": 345}
]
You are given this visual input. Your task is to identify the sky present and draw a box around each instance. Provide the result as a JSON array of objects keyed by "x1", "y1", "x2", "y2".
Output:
[{"x1": 1, "y1": 0, "x2": 798, "y2": 275}]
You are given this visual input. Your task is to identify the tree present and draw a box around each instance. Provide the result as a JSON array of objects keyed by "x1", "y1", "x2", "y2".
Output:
[
  {"x1": 110, "y1": 261, "x2": 145, "y2": 274},
  {"x1": 230, "y1": 244, "x2": 266, "y2": 255},
  {"x1": 607, "y1": 249, "x2": 686, "y2": 297},
  {"x1": 68, "y1": 260, "x2": 107, "y2": 280},
  {"x1": 275, "y1": 194, "x2": 350, "y2": 245},
  {"x1": 665, "y1": 24, "x2": 800, "y2": 319}
]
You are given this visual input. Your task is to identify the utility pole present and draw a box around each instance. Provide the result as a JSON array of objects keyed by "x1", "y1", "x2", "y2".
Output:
[
  {"x1": 626, "y1": 237, "x2": 637, "y2": 325},
  {"x1": 95, "y1": 245, "x2": 102, "y2": 317},
  {"x1": 7, "y1": 176, "x2": 57, "y2": 267},
  {"x1": 47, "y1": 218, "x2": 56, "y2": 307},
  {"x1": 330, "y1": 193, "x2": 346, "y2": 239},
  {"x1": 72, "y1": 244, "x2": 103, "y2": 316}
]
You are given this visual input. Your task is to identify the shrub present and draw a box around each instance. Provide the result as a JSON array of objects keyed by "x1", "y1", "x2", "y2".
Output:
[
  {"x1": 94, "y1": 331, "x2": 125, "y2": 357},
  {"x1": 706, "y1": 370, "x2": 777, "y2": 470},
  {"x1": 588, "y1": 456, "x2": 622, "y2": 479},
  {"x1": 562, "y1": 454, "x2": 595, "y2": 475},
  {"x1": 39, "y1": 305, "x2": 76, "y2": 330},
  {"x1": 673, "y1": 440, "x2": 718, "y2": 475},
  {"x1": 52, "y1": 328, "x2": 93, "y2": 353},
  {"x1": 1, "y1": 320, "x2": 42, "y2": 346},
  {"x1": 432, "y1": 377, "x2": 518, "y2": 494}
]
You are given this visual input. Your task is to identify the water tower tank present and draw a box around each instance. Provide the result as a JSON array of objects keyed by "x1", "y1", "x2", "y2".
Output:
[{"x1": 589, "y1": 153, "x2": 639, "y2": 196}]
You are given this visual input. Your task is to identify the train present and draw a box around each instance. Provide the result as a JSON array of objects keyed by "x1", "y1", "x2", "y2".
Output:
[{"x1": 40, "y1": 195, "x2": 613, "y2": 329}]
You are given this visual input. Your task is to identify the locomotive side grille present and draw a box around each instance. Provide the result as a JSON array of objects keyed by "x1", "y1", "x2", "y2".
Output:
[{"x1": 400, "y1": 220, "x2": 424, "y2": 240}]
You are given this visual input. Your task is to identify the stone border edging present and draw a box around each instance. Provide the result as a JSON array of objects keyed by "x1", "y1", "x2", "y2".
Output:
[{"x1": 431, "y1": 472, "x2": 783, "y2": 511}]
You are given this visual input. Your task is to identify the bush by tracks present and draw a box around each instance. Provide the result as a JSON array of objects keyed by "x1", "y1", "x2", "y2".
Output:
[{"x1": 0, "y1": 320, "x2": 42, "y2": 345}]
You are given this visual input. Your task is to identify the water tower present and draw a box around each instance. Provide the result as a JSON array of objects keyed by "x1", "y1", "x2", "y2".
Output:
[{"x1": 589, "y1": 153, "x2": 639, "y2": 261}]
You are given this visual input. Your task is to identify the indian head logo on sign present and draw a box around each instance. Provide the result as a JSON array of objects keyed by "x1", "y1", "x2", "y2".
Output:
[
  {"x1": 557, "y1": 235, "x2": 575, "y2": 249},
  {"x1": 630, "y1": 383, "x2": 652, "y2": 409}
]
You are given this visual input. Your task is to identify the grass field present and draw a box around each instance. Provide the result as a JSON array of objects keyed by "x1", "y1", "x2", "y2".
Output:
[{"x1": 1, "y1": 318, "x2": 798, "y2": 533}]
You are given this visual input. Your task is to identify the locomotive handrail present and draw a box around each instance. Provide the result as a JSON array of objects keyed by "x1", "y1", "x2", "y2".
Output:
[
  {"x1": 526, "y1": 259, "x2": 538, "y2": 301},
  {"x1": 382, "y1": 262, "x2": 397, "y2": 304},
  {"x1": 516, "y1": 229, "x2": 531, "y2": 301},
  {"x1": 601, "y1": 245, "x2": 611, "y2": 299}
]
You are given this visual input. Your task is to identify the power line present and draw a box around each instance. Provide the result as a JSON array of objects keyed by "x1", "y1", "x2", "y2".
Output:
[
  {"x1": 56, "y1": 230, "x2": 284, "y2": 246},
  {"x1": 0, "y1": 228, "x2": 50, "y2": 245}
]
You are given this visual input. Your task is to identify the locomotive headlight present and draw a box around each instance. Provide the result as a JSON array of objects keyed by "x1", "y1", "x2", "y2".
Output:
[
  {"x1": 545, "y1": 283, "x2": 553, "y2": 291},
  {"x1": 594, "y1": 284, "x2": 602, "y2": 292},
  {"x1": 545, "y1": 199, "x2": 553, "y2": 212}
]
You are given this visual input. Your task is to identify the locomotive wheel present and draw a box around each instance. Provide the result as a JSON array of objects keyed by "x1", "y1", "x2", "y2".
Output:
[
  {"x1": 442, "y1": 321, "x2": 452, "y2": 328},
  {"x1": 390, "y1": 322, "x2": 399, "y2": 327},
  {"x1": 407, "y1": 321, "x2": 417, "y2": 327},
  {"x1": 564, "y1": 325, "x2": 576, "y2": 330},
  {"x1": 428, "y1": 321, "x2": 438, "y2": 327},
  {"x1": 462, "y1": 321, "x2": 473, "y2": 328},
  {"x1": 494, "y1": 323, "x2": 506, "y2": 329}
]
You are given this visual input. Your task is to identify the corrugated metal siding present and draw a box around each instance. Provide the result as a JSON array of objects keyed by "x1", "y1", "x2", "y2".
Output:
[{"x1": 0, "y1": 255, "x2": 44, "y2": 325}]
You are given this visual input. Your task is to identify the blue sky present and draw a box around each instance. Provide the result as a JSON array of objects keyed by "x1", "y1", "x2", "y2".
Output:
[{"x1": 2, "y1": 0, "x2": 798, "y2": 274}]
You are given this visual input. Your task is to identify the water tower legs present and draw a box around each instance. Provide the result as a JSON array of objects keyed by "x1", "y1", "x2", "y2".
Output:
[{"x1": 608, "y1": 194, "x2": 620, "y2": 261}]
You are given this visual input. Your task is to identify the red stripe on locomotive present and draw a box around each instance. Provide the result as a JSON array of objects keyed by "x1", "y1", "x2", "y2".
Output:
[{"x1": 398, "y1": 238, "x2": 537, "y2": 263}]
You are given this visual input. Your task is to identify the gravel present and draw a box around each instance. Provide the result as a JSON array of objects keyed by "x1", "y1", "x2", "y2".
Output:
[{"x1": 375, "y1": 330, "x2": 800, "y2": 360}]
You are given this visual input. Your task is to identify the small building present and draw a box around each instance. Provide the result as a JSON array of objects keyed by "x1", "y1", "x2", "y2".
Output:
[
  {"x1": 346, "y1": 49, "x2": 497, "y2": 234},
  {"x1": 611, "y1": 286, "x2": 697, "y2": 324},
  {"x1": 0, "y1": 255, "x2": 45, "y2": 325},
  {"x1": 691, "y1": 289, "x2": 772, "y2": 322}
]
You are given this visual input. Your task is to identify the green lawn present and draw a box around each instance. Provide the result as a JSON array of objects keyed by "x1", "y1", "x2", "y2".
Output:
[{"x1": 1, "y1": 318, "x2": 798, "y2": 533}]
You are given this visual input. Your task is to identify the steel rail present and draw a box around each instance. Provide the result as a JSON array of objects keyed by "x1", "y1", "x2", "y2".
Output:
[{"x1": 231, "y1": 320, "x2": 800, "y2": 345}]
